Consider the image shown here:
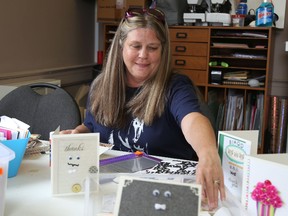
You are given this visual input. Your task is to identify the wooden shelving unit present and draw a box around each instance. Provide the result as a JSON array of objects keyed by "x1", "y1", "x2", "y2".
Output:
[
  {"x1": 169, "y1": 26, "x2": 273, "y2": 153},
  {"x1": 169, "y1": 26, "x2": 209, "y2": 93}
]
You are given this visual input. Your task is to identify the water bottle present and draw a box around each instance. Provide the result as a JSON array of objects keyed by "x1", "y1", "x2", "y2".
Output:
[
  {"x1": 236, "y1": 0, "x2": 248, "y2": 15},
  {"x1": 255, "y1": 0, "x2": 274, "y2": 27}
]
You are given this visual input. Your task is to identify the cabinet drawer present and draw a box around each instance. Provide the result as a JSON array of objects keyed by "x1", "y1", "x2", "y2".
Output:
[
  {"x1": 171, "y1": 56, "x2": 207, "y2": 70},
  {"x1": 177, "y1": 69, "x2": 207, "y2": 85},
  {"x1": 171, "y1": 42, "x2": 208, "y2": 56},
  {"x1": 169, "y1": 28, "x2": 209, "y2": 42}
]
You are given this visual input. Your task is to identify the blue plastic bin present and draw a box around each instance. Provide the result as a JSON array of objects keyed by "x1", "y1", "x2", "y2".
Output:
[
  {"x1": 0, "y1": 143, "x2": 15, "y2": 216},
  {"x1": 1, "y1": 133, "x2": 30, "y2": 178}
]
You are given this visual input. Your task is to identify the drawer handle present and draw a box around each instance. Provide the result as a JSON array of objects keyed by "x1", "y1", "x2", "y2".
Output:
[
  {"x1": 175, "y1": 59, "x2": 186, "y2": 66},
  {"x1": 176, "y1": 32, "x2": 187, "y2": 39},
  {"x1": 175, "y1": 46, "x2": 186, "y2": 52}
]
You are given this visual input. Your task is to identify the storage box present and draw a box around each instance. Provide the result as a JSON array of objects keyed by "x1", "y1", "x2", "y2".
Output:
[
  {"x1": 97, "y1": 0, "x2": 116, "y2": 21},
  {"x1": 0, "y1": 143, "x2": 15, "y2": 216},
  {"x1": 1, "y1": 134, "x2": 30, "y2": 178},
  {"x1": 97, "y1": 0, "x2": 148, "y2": 21}
]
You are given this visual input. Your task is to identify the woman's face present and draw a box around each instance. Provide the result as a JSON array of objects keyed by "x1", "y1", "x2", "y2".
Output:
[{"x1": 122, "y1": 28, "x2": 162, "y2": 87}]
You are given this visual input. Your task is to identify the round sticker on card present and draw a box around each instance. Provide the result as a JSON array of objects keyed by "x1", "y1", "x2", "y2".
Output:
[{"x1": 72, "y1": 183, "x2": 82, "y2": 193}]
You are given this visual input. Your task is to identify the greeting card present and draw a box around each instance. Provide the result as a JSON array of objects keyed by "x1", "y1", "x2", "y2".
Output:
[
  {"x1": 51, "y1": 133, "x2": 99, "y2": 195},
  {"x1": 242, "y1": 154, "x2": 288, "y2": 216},
  {"x1": 218, "y1": 130, "x2": 258, "y2": 200},
  {"x1": 114, "y1": 176, "x2": 201, "y2": 216}
]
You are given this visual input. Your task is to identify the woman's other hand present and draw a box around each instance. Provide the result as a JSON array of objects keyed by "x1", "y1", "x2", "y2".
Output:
[
  {"x1": 59, "y1": 129, "x2": 80, "y2": 134},
  {"x1": 59, "y1": 124, "x2": 90, "y2": 134}
]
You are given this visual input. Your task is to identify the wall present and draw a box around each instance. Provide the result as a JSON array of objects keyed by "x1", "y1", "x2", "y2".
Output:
[
  {"x1": 270, "y1": 1, "x2": 288, "y2": 97},
  {"x1": 1, "y1": 0, "x2": 286, "y2": 97},
  {"x1": 0, "y1": 0, "x2": 96, "y2": 89}
]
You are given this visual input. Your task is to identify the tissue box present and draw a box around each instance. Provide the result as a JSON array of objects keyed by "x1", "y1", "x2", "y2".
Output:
[
  {"x1": 1, "y1": 133, "x2": 30, "y2": 178},
  {"x1": 0, "y1": 143, "x2": 15, "y2": 216}
]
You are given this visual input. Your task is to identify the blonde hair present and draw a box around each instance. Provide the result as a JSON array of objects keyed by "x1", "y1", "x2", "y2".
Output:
[{"x1": 89, "y1": 13, "x2": 172, "y2": 128}]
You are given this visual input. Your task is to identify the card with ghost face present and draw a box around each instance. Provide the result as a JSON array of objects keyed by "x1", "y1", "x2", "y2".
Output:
[
  {"x1": 114, "y1": 176, "x2": 201, "y2": 216},
  {"x1": 51, "y1": 133, "x2": 99, "y2": 195}
]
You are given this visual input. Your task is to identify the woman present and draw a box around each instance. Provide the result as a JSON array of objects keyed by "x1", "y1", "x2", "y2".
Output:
[{"x1": 62, "y1": 8, "x2": 225, "y2": 209}]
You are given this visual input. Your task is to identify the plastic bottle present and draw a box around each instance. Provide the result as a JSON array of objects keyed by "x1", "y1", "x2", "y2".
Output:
[
  {"x1": 236, "y1": 0, "x2": 248, "y2": 15},
  {"x1": 255, "y1": 0, "x2": 274, "y2": 27}
]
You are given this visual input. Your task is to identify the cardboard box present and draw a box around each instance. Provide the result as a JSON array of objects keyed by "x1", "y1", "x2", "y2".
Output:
[
  {"x1": 97, "y1": 0, "x2": 116, "y2": 21},
  {"x1": 97, "y1": 0, "x2": 148, "y2": 21}
]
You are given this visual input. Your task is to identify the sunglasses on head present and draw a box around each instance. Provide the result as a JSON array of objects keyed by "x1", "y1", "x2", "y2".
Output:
[{"x1": 125, "y1": 8, "x2": 166, "y2": 25}]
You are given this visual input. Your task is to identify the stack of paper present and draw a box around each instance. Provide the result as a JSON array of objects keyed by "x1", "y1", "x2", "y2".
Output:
[{"x1": 0, "y1": 115, "x2": 30, "y2": 140}]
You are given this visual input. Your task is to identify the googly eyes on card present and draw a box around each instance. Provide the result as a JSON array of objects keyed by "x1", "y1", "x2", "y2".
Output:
[{"x1": 152, "y1": 189, "x2": 172, "y2": 198}]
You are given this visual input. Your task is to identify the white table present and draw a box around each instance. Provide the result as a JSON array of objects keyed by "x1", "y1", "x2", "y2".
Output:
[
  {"x1": 5, "y1": 151, "x2": 245, "y2": 216},
  {"x1": 5, "y1": 152, "x2": 119, "y2": 216}
]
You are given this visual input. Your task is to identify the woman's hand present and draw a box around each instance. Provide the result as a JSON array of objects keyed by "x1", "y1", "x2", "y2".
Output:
[
  {"x1": 181, "y1": 112, "x2": 226, "y2": 210},
  {"x1": 196, "y1": 149, "x2": 225, "y2": 210},
  {"x1": 59, "y1": 129, "x2": 80, "y2": 134},
  {"x1": 59, "y1": 124, "x2": 90, "y2": 134}
]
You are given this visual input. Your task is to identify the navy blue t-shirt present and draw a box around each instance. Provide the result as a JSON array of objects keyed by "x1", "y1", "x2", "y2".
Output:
[{"x1": 84, "y1": 74, "x2": 200, "y2": 160}]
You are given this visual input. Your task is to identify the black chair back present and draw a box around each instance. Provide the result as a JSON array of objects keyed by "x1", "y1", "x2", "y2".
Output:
[{"x1": 0, "y1": 83, "x2": 81, "y2": 140}]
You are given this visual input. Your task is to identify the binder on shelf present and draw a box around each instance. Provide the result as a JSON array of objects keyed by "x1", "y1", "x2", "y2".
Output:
[
  {"x1": 222, "y1": 80, "x2": 249, "y2": 86},
  {"x1": 276, "y1": 98, "x2": 288, "y2": 153},
  {"x1": 224, "y1": 91, "x2": 244, "y2": 131},
  {"x1": 268, "y1": 96, "x2": 288, "y2": 153},
  {"x1": 269, "y1": 96, "x2": 280, "y2": 153},
  {"x1": 223, "y1": 71, "x2": 249, "y2": 80}
]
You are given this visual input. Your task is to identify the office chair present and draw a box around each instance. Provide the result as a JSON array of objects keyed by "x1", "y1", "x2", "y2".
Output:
[{"x1": 0, "y1": 83, "x2": 81, "y2": 140}]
